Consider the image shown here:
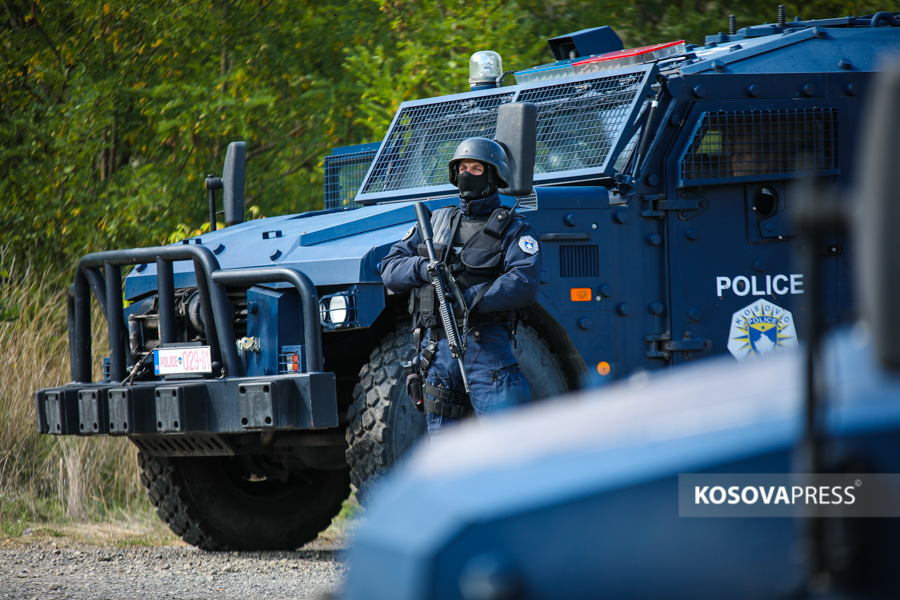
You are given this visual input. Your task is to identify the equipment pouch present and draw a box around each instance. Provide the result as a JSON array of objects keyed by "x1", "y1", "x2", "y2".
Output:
[{"x1": 420, "y1": 284, "x2": 435, "y2": 317}]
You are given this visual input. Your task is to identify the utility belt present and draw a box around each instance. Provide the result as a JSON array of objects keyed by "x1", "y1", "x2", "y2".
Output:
[{"x1": 428, "y1": 318, "x2": 514, "y2": 344}]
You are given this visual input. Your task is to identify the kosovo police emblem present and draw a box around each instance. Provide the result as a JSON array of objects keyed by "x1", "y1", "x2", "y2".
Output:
[
  {"x1": 727, "y1": 299, "x2": 798, "y2": 361},
  {"x1": 518, "y1": 235, "x2": 539, "y2": 255},
  {"x1": 401, "y1": 225, "x2": 416, "y2": 241}
]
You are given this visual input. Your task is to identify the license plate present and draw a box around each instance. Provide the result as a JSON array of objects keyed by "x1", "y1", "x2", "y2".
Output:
[{"x1": 154, "y1": 347, "x2": 212, "y2": 376}]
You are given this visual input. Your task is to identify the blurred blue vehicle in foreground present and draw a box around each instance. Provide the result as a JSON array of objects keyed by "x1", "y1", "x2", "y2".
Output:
[{"x1": 346, "y1": 332, "x2": 900, "y2": 599}]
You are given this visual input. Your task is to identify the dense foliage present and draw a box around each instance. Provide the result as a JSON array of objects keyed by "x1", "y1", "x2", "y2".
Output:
[{"x1": 2, "y1": 0, "x2": 896, "y2": 275}]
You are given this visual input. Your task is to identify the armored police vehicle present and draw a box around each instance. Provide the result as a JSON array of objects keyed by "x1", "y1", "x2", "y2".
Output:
[
  {"x1": 34, "y1": 10, "x2": 900, "y2": 550},
  {"x1": 342, "y1": 41, "x2": 900, "y2": 600}
]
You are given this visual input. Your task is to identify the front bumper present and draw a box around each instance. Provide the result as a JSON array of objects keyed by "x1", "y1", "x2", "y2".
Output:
[{"x1": 35, "y1": 373, "x2": 338, "y2": 439}]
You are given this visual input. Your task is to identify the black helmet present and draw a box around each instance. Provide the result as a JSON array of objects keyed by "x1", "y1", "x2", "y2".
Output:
[{"x1": 448, "y1": 137, "x2": 511, "y2": 188}]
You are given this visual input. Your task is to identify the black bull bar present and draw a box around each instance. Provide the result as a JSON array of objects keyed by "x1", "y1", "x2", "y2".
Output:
[
  {"x1": 68, "y1": 245, "x2": 323, "y2": 382},
  {"x1": 36, "y1": 246, "x2": 338, "y2": 441}
]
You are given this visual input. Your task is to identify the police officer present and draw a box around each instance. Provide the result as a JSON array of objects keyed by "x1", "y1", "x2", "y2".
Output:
[{"x1": 381, "y1": 137, "x2": 541, "y2": 436}]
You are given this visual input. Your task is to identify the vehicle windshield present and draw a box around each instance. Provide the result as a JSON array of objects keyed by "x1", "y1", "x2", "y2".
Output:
[{"x1": 356, "y1": 65, "x2": 653, "y2": 204}]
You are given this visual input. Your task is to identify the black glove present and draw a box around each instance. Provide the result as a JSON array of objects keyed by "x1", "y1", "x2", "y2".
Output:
[{"x1": 418, "y1": 258, "x2": 431, "y2": 283}]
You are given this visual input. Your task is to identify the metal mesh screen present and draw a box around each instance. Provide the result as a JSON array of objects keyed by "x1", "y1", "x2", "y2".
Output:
[
  {"x1": 359, "y1": 69, "x2": 649, "y2": 201},
  {"x1": 324, "y1": 149, "x2": 378, "y2": 210},
  {"x1": 520, "y1": 72, "x2": 644, "y2": 175},
  {"x1": 361, "y1": 92, "x2": 515, "y2": 195},
  {"x1": 516, "y1": 191, "x2": 537, "y2": 210},
  {"x1": 681, "y1": 108, "x2": 839, "y2": 184}
]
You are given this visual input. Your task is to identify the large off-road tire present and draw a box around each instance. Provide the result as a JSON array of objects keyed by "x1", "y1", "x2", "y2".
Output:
[
  {"x1": 511, "y1": 323, "x2": 569, "y2": 399},
  {"x1": 345, "y1": 324, "x2": 567, "y2": 503},
  {"x1": 345, "y1": 328, "x2": 424, "y2": 504},
  {"x1": 138, "y1": 453, "x2": 350, "y2": 551}
]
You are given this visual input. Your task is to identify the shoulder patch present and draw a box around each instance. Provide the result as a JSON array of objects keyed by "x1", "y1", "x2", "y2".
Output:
[
  {"x1": 518, "y1": 235, "x2": 539, "y2": 255},
  {"x1": 401, "y1": 225, "x2": 416, "y2": 241}
]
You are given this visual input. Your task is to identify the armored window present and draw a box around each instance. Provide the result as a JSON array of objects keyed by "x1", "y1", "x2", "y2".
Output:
[
  {"x1": 356, "y1": 66, "x2": 654, "y2": 204},
  {"x1": 324, "y1": 148, "x2": 379, "y2": 210},
  {"x1": 360, "y1": 92, "x2": 516, "y2": 198},
  {"x1": 518, "y1": 72, "x2": 643, "y2": 177},
  {"x1": 680, "y1": 108, "x2": 839, "y2": 186}
]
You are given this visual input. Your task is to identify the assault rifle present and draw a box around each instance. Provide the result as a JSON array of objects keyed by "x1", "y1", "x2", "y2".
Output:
[{"x1": 414, "y1": 201, "x2": 471, "y2": 393}]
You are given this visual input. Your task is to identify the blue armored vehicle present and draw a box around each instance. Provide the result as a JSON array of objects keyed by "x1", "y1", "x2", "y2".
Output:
[
  {"x1": 34, "y1": 10, "x2": 900, "y2": 550},
  {"x1": 342, "y1": 27, "x2": 900, "y2": 600}
]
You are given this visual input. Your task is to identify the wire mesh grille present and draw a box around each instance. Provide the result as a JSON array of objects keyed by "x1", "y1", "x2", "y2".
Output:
[
  {"x1": 324, "y1": 149, "x2": 378, "y2": 210},
  {"x1": 560, "y1": 245, "x2": 600, "y2": 277},
  {"x1": 516, "y1": 191, "x2": 537, "y2": 210},
  {"x1": 520, "y1": 72, "x2": 644, "y2": 175},
  {"x1": 132, "y1": 435, "x2": 234, "y2": 457},
  {"x1": 359, "y1": 69, "x2": 648, "y2": 200},
  {"x1": 361, "y1": 93, "x2": 515, "y2": 195},
  {"x1": 681, "y1": 108, "x2": 839, "y2": 183}
]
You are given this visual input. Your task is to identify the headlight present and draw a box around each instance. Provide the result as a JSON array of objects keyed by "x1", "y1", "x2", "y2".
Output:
[
  {"x1": 329, "y1": 294, "x2": 348, "y2": 324},
  {"x1": 319, "y1": 292, "x2": 354, "y2": 328}
]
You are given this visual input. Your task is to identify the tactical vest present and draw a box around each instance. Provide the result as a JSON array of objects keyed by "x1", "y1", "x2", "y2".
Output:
[{"x1": 408, "y1": 205, "x2": 518, "y2": 327}]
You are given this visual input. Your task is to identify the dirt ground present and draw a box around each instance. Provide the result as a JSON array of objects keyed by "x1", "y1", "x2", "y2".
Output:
[{"x1": 0, "y1": 521, "x2": 348, "y2": 600}]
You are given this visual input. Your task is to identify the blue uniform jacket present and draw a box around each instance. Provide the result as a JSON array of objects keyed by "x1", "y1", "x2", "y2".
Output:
[{"x1": 380, "y1": 194, "x2": 541, "y2": 314}]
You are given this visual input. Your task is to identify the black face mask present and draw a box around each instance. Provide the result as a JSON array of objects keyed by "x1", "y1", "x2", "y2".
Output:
[{"x1": 457, "y1": 169, "x2": 495, "y2": 200}]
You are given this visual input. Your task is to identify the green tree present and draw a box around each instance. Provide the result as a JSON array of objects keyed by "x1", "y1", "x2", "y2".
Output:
[
  {"x1": 2, "y1": 0, "x2": 895, "y2": 278},
  {"x1": 0, "y1": 0, "x2": 385, "y2": 272}
]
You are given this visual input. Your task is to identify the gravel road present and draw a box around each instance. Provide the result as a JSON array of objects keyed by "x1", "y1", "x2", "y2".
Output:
[{"x1": 0, "y1": 542, "x2": 345, "y2": 600}]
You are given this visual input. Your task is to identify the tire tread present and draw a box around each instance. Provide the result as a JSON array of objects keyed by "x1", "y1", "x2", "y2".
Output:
[{"x1": 138, "y1": 452, "x2": 349, "y2": 551}]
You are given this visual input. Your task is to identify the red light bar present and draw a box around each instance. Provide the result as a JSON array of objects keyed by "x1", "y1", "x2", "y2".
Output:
[
  {"x1": 572, "y1": 40, "x2": 685, "y2": 66},
  {"x1": 515, "y1": 40, "x2": 686, "y2": 84}
]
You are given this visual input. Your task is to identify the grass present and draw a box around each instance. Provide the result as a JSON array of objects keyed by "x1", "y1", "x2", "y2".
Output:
[
  {"x1": 315, "y1": 493, "x2": 362, "y2": 547},
  {"x1": 0, "y1": 258, "x2": 151, "y2": 542},
  {"x1": 0, "y1": 258, "x2": 363, "y2": 548},
  {"x1": 0, "y1": 506, "x2": 185, "y2": 549},
  {"x1": 0, "y1": 492, "x2": 34, "y2": 538}
]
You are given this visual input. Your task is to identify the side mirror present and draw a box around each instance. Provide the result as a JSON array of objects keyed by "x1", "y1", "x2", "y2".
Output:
[
  {"x1": 856, "y1": 61, "x2": 900, "y2": 370},
  {"x1": 223, "y1": 141, "x2": 246, "y2": 226},
  {"x1": 495, "y1": 103, "x2": 537, "y2": 197}
]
